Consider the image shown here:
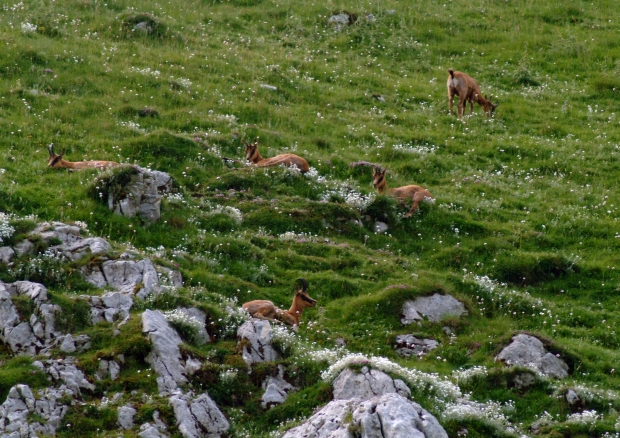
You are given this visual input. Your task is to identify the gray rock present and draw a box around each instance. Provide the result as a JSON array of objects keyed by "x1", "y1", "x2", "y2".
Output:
[
  {"x1": 157, "y1": 266, "x2": 184, "y2": 288},
  {"x1": 262, "y1": 366, "x2": 295, "y2": 408},
  {"x1": 365, "y1": 13, "x2": 376, "y2": 22},
  {"x1": 142, "y1": 310, "x2": 188, "y2": 394},
  {"x1": 401, "y1": 294, "x2": 468, "y2": 324},
  {"x1": 495, "y1": 334, "x2": 569, "y2": 379},
  {"x1": 139, "y1": 423, "x2": 168, "y2": 438},
  {"x1": 62, "y1": 237, "x2": 112, "y2": 261},
  {"x1": 108, "y1": 170, "x2": 173, "y2": 223},
  {"x1": 59, "y1": 334, "x2": 76, "y2": 353},
  {"x1": 566, "y1": 389, "x2": 580, "y2": 406},
  {"x1": 13, "y1": 239, "x2": 34, "y2": 256},
  {"x1": 333, "y1": 367, "x2": 411, "y2": 401},
  {"x1": 133, "y1": 21, "x2": 153, "y2": 34},
  {"x1": 118, "y1": 404, "x2": 137, "y2": 430},
  {"x1": 169, "y1": 391, "x2": 229, "y2": 438},
  {"x1": 237, "y1": 319, "x2": 281, "y2": 367},
  {"x1": 85, "y1": 291, "x2": 134, "y2": 325},
  {"x1": 85, "y1": 258, "x2": 160, "y2": 299},
  {"x1": 374, "y1": 221, "x2": 389, "y2": 233},
  {"x1": 395, "y1": 335, "x2": 438, "y2": 358},
  {"x1": 96, "y1": 359, "x2": 121, "y2": 381},
  {"x1": 513, "y1": 372, "x2": 536, "y2": 389},
  {"x1": 283, "y1": 393, "x2": 447, "y2": 438},
  {"x1": 0, "y1": 246, "x2": 15, "y2": 264},
  {"x1": 328, "y1": 13, "x2": 352, "y2": 25}
]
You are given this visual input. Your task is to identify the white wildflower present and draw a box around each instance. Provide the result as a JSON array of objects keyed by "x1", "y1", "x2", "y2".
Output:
[{"x1": 21, "y1": 22, "x2": 37, "y2": 34}]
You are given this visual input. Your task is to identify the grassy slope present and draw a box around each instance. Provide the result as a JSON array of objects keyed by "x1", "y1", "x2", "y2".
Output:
[{"x1": 1, "y1": 0, "x2": 620, "y2": 436}]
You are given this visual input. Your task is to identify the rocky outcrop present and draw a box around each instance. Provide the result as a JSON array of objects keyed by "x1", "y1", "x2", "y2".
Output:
[
  {"x1": 495, "y1": 334, "x2": 569, "y2": 379},
  {"x1": 0, "y1": 359, "x2": 95, "y2": 436},
  {"x1": 107, "y1": 169, "x2": 173, "y2": 223},
  {"x1": 262, "y1": 366, "x2": 295, "y2": 409},
  {"x1": 332, "y1": 367, "x2": 411, "y2": 401},
  {"x1": 282, "y1": 393, "x2": 448, "y2": 438},
  {"x1": 169, "y1": 391, "x2": 229, "y2": 438},
  {"x1": 0, "y1": 280, "x2": 62, "y2": 356},
  {"x1": 118, "y1": 404, "x2": 137, "y2": 430},
  {"x1": 401, "y1": 294, "x2": 468, "y2": 324},
  {"x1": 395, "y1": 334, "x2": 438, "y2": 358},
  {"x1": 177, "y1": 307, "x2": 210, "y2": 345},
  {"x1": 142, "y1": 309, "x2": 188, "y2": 394},
  {"x1": 0, "y1": 246, "x2": 15, "y2": 264},
  {"x1": 96, "y1": 355, "x2": 124, "y2": 381},
  {"x1": 29, "y1": 221, "x2": 112, "y2": 261},
  {"x1": 237, "y1": 319, "x2": 280, "y2": 367},
  {"x1": 85, "y1": 291, "x2": 134, "y2": 325}
]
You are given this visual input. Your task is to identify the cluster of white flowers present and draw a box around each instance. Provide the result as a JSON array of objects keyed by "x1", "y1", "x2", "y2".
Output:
[
  {"x1": 566, "y1": 409, "x2": 600, "y2": 424},
  {"x1": 271, "y1": 324, "x2": 346, "y2": 363},
  {"x1": 204, "y1": 204, "x2": 243, "y2": 224},
  {"x1": 392, "y1": 142, "x2": 438, "y2": 155},
  {"x1": 21, "y1": 22, "x2": 37, "y2": 34},
  {"x1": 219, "y1": 369, "x2": 238, "y2": 383},
  {"x1": 303, "y1": 167, "x2": 326, "y2": 183},
  {"x1": 212, "y1": 114, "x2": 237, "y2": 125},
  {"x1": 451, "y1": 366, "x2": 488, "y2": 384},
  {"x1": 442, "y1": 400, "x2": 517, "y2": 434},
  {"x1": 163, "y1": 309, "x2": 203, "y2": 332},
  {"x1": 118, "y1": 121, "x2": 145, "y2": 133},
  {"x1": 278, "y1": 231, "x2": 320, "y2": 243},
  {"x1": 172, "y1": 77, "x2": 192, "y2": 89},
  {"x1": 320, "y1": 186, "x2": 375, "y2": 211},
  {"x1": 166, "y1": 193, "x2": 185, "y2": 203},
  {"x1": 0, "y1": 213, "x2": 15, "y2": 243},
  {"x1": 321, "y1": 354, "x2": 461, "y2": 402},
  {"x1": 129, "y1": 67, "x2": 161, "y2": 77},
  {"x1": 554, "y1": 383, "x2": 620, "y2": 405}
]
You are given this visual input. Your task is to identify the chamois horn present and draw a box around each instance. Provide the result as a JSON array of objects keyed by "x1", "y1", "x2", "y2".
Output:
[
  {"x1": 48, "y1": 143, "x2": 55, "y2": 156},
  {"x1": 295, "y1": 278, "x2": 308, "y2": 292}
]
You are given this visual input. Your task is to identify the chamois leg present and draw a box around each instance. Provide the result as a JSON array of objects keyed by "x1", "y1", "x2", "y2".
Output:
[
  {"x1": 448, "y1": 93, "x2": 454, "y2": 115},
  {"x1": 457, "y1": 99, "x2": 465, "y2": 118},
  {"x1": 469, "y1": 99, "x2": 474, "y2": 115},
  {"x1": 404, "y1": 192, "x2": 428, "y2": 218}
]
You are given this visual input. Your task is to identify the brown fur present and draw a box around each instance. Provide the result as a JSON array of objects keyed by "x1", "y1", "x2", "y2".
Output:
[
  {"x1": 244, "y1": 139, "x2": 310, "y2": 173},
  {"x1": 372, "y1": 166, "x2": 433, "y2": 217},
  {"x1": 47, "y1": 144, "x2": 120, "y2": 170},
  {"x1": 447, "y1": 69, "x2": 497, "y2": 117},
  {"x1": 242, "y1": 278, "x2": 316, "y2": 327}
]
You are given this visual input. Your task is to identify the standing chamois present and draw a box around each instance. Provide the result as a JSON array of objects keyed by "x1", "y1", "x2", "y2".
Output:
[
  {"x1": 244, "y1": 139, "x2": 310, "y2": 173},
  {"x1": 47, "y1": 143, "x2": 120, "y2": 170},
  {"x1": 242, "y1": 278, "x2": 317, "y2": 327},
  {"x1": 372, "y1": 165, "x2": 434, "y2": 217},
  {"x1": 447, "y1": 69, "x2": 497, "y2": 117}
]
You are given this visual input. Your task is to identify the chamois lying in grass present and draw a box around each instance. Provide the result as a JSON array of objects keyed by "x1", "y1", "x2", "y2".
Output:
[
  {"x1": 372, "y1": 165, "x2": 434, "y2": 217},
  {"x1": 47, "y1": 143, "x2": 120, "y2": 170},
  {"x1": 243, "y1": 278, "x2": 316, "y2": 327},
  {"x1": 447, "y1": 69, "x2": 497, "y2": 117},
  {"x1": 244, "y1": 139, "x2": 310, "y2": 173}
]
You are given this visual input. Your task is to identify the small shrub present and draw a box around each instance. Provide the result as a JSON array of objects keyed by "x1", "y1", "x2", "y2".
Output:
[{"x1": 119, "y1": 13, "x2": 169, "y2": 39}]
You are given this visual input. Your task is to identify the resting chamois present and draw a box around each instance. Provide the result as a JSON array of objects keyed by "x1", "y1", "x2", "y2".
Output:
[
  {"x1": 372, "y1": 165, "x2": 434, "y2": 217},
  {"x1": 242, "y1": 278, "x2": 316, "y2": 327},
  {"x1": 244, "y1": 139, "x2": 310, "y2": 173},
  {"x1": 47, "y1": 143, "x2": 120, "y2": 170},
  {"x1": 447, "y1": 69, "x2": 497, "y2": 117}
]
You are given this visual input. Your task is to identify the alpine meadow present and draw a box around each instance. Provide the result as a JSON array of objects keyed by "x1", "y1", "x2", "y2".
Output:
[{"x1": 1, "y1": 0, "x2": 620, "y2": 437}]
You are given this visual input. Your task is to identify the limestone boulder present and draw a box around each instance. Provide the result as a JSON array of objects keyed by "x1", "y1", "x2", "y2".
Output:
[
  {"x1": 495, "y1": 334, "x2": 569, "y2": 379},
  {"x1": 142, "y1": 309, "x2": 188, "y2": 394},
  {"x1": 118, "y1": 404, "x2": 137, "y2": 430},
  {"x1": 237, "y1": 319, "x2": 281, "y2": 367},
  {"x1": 401, "y1": 294, "x2": 468, "y2": 324},
  {"x1": 169, "y1": 391, "x2": 229, "y2": 438},
  {"x1": 394, "y1": 334, "x2": 438, "y2": 358},
  {"x1": 283, "y1": 393, "x2": 447, "y2": 438},
  {"x1": 0, "y1": 246, "x2": 15, "y2": 264},
  {"x1": 333, "y1": 367, "x2": 411, "y2": 401}
]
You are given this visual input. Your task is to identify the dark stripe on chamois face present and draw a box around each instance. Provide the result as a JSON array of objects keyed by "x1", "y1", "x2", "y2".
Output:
[
  {"x1": 298, "y1": 293, "x2": 315, "y2": 303},
  {"x1": 49, "y1": 156, "x2": 61, "y2": 166}
]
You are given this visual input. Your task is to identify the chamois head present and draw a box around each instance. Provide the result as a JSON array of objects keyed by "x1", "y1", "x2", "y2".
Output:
[
  {"x1": 244, "y1": 138, "x2": 259, "y2": 163},
  {"x1": 482, "y1": 95, "x2": 498, "y2": 116},
  {"x1": 293, "y1": 278, "x2": 316, "y2": 309},
  {"x1": 47, "y1": 143, "x2": 66, "y2": 168},
  {"x1": 371, "y1": 165, "x2": 387, "y2": 189}
]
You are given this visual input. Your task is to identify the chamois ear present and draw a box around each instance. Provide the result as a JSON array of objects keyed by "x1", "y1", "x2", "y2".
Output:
[
  {"x1": 253, "y1": 138, "x2": 259, "y2": 146},
  {"x1": 60, "y1": 147, "x2": 66, "y2": 158}
]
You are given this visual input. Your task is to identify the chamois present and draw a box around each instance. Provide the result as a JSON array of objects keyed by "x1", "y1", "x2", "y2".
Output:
[
  {"x1": 372, "y1": 165, "x2": 434, "y2": 217},
  {"x1": 242, "y1": 278, "x2": 316, "y2": 327},
  {"x1": 47, "y1": 143, "x2": 120, "y2": 170},
  {"x1": 244, "y1": 139, "x2": 310, "y2": 173},
  {"x1": 447, "y1": 69, "x2": 497, "y2": 117}
]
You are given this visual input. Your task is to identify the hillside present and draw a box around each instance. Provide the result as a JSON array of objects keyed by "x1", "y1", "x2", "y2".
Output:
[{"x1": 1, "y1": 0, "x2": 620, "y2": 436}]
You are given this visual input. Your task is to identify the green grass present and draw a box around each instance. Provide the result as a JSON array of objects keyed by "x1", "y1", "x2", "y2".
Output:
[{"x1": 2, "y1": 0, "x2": 620, "y2": 436}]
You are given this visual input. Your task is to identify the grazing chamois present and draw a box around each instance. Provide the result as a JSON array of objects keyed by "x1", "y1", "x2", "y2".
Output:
[
  {"x1": 244, "y1": 139, "x2": 310, "y2": 173},
  {"x1": 242, "y1": 278, "x2": 317, "y2": 327},
  {"x1": 47, "y1": 143, "x2": 120, "y2": 170},
  {"x1": 447, "y1": 69, "x2": 497, "y2": 117},
  {"x1": 372, "y1": 165, "x2": 434, "y2": 217}
]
